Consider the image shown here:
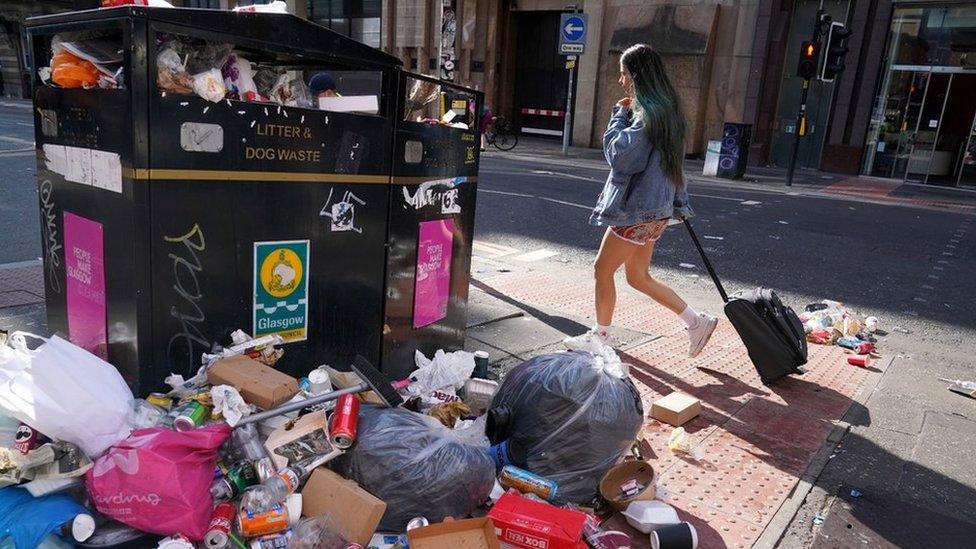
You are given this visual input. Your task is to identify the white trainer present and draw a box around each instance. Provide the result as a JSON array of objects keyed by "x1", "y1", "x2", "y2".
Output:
[
  {"x1": 563, "y1": 329, "x2": 614, "y2": 352},
  {"x1": 688, "y1": 313, "x2": 718, "y2": 358}
]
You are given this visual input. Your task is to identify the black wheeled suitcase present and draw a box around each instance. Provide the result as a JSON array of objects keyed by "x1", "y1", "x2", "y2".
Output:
[{"x1": 684, "y1": 220, "x2": 807, "y2": 384}]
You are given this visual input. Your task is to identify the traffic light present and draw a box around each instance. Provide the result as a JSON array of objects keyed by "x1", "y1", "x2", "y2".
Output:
[
  {"x1": 821, "y1": 22, "x2": 852, "y2": 82},
  {"x1": 796, "y1": 40, "x2": 819, "y2": 80}
]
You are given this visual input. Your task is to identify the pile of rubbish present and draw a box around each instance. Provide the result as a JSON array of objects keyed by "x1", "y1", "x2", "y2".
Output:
[
  {"x1": 0, "y1": 326, "x2": 699, "y2": 549},
  {"x1": 799, "y1": 300, "x2": 881, "y2": 367}
]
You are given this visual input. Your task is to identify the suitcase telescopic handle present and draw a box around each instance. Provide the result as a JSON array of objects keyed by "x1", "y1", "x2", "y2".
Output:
[{"x1": 683, "y1": 219, "x2": 729, "y2": 303}]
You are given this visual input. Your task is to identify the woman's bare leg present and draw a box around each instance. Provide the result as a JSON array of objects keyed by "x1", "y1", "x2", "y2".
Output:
[
  {"x1": 594, "y1": 228, "x2": 640, "y2": 325},
  {"x1": 623, "y1": 239, "x2": 687, "y2": 314}
]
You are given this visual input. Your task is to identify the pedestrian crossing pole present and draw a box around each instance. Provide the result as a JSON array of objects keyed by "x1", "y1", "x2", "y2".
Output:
[{"x1": 787, "y1": 4, "x2": 829, "y2": 187}]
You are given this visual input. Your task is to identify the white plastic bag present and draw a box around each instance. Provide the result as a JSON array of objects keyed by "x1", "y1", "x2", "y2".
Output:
[{"x1": 0, "y1": 333, "x2": 133, "y2": 458}]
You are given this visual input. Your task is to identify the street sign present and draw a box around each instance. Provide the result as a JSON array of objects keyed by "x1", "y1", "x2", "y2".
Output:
[{"x1": 559, "y1": 13, "x2": 587, "y2": 55}]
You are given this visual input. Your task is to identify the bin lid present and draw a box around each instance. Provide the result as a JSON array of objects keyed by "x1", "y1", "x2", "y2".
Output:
[{"x1": 27, "y1": 6, "x2": 402, "y2": 71}]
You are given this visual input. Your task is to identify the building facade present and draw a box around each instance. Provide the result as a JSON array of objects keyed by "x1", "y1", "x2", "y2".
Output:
[{"x1": 7, "y1": 0, "x2": 974, "y2": 187}]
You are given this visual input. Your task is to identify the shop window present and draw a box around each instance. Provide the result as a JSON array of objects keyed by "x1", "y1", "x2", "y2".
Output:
[
  {"x1": 891, "y1": 6, "x2": 976, "y2": 67},
  {"x1": 308, "y1": 0, "x2": 381, "y2": 48}
]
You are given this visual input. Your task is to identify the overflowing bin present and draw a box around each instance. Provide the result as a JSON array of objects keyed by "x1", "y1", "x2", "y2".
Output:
[{"x1": 28, "y1": 6, "x2": 482, "y2": 392}]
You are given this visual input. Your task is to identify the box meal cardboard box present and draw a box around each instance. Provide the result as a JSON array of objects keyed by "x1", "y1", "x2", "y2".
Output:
[
  {"x1": 301, "y1": 468, "x2": 386, "y2": 546},
  {"x1": 407, "y1": 517, "x2": 500, "y2": 549},
  {"x1": 207, "y1": 355, "x2": 299, "y2": 409},
  {"x1": 651, "y1": 392, "x2": 701, "y2": 426},
  {"x1": 488, "y1": 493, "x2": 588, "y2": 549},
  {"x1": 263, "y1": 411, "x2": 342, "y2": 470}
]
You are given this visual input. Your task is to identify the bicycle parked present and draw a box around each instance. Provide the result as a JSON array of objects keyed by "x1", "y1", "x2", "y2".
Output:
[{"x1": 484, "y1": 116, "x2": 519, "y2": 151}]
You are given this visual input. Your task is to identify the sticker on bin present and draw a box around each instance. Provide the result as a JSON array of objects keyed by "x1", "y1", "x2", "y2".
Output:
[{"x1": 253, "y1": 240, "x2": 310, "y2": 342}]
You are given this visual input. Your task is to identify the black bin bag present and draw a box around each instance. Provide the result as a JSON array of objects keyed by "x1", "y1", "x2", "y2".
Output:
[
  {"x1": 332, "y1": 405, "x2": 495, "y2": 531},
  {"x1": 485, "y1": 351, "x2": 644, "y2": 503}
]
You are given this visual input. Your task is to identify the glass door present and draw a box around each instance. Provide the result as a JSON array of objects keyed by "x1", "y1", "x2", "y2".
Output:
[
  {"x1": 960, "y1": 115, "x2": 976, "y2": 188},
  {"x1": 906, "y1": 72, "x2": 952, "y2": 183},
  {"x1": 866, "y1": 70, "x2": 929, "y2": 178}
]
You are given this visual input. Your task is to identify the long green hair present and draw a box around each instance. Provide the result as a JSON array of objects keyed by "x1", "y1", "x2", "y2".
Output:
[{"x1": 620, "y1": 44, "x2": 686, "y2": 185}]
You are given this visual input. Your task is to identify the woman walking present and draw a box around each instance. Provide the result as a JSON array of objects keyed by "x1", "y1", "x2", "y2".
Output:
[{"x1": 564, "y1": 44, "x2": 717, "y2": 358}]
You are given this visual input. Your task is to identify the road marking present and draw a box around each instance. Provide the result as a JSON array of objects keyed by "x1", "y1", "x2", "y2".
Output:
[
  {"x1": 530, "y1": 169, "x2": 602, "y2": 183},
  {"x1": 480, "y1": 189, "x2": 533, "y2": 198},
  {"x1": 690, "y1": 193, "x2": 746, "y2": 202},
  {"x1": 0, "y1": 135, "x2": 34, "y2": 146},
  {"x1": 16, "y1": 122, "x2": 33, "y2": 127},
  {"x1": 472, "y1": 240, "x2": 520, "y2": 258},
  {"x1": 538, "y1": 196, "x2": 591, "y2": 210},
  {"x1": 512, "y1": 249, "x2": 559, "y2": 262}
]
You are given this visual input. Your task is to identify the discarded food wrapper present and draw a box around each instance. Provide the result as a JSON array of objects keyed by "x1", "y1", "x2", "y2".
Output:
[
  {"x1": 428, "y1": 401, "x2": 471, "y2": 428},
  {"x1": 263, "y1": 410, "x2": 342, "y2": 470},
  {"x1": 191, "y1": 68, "x2": 227, "y2": 103},
  {"x1": 211, "y1": 385, "x2": 252, "y2": 427},
  {"x1": 939, "y1": 378, "x2": 976, "y2": 398},
  {"x1": 667, "y1": 427, "x2": 704, "y2": 460},
  {"x1": 621, "y1": 500, "x2": 680, "y2": 534},
  {"x1": 462, "y1": 377, "x2": 499, "y2": 414},
  {"x1": 599, "y1": 459, "x2": 656, "y2": 511}
]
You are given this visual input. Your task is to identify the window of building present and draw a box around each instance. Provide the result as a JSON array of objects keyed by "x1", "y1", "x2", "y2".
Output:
[
  {"x1": 307, "y1": 0, "x2": 381, "y2": 48},
  {"x1": 182, "y1": 0, "x2": 221, "y2": 7}
]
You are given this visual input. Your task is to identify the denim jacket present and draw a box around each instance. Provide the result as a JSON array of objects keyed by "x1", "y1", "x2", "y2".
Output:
[{"x1": 589, "y1": 106, "x2": 693, "y2": 227}]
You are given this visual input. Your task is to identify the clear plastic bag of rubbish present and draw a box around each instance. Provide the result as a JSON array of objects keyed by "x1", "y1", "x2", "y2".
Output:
[
  {"x1": 485, "y1": 351, "x2": 644, "y2": 503},
  {"x1": 332, "y1": 405, "x2": 495, "y2": 531},
  {"x1": 289, "y1": 514, "x2": 350, "y2": 549}
]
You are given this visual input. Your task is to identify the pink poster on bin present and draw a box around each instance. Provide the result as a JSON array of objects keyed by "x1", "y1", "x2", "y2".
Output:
[
  {"x1": 64, "y1": 212, "x2": 108, "y2": 360},
  {"x1": 413, "y1": 219, "x2": 455, "y2": 328}
]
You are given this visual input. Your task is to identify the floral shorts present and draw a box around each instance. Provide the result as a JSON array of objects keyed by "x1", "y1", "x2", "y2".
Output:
[{"x1": 609, "y1": 219, "x2": 669, "y2": 245}]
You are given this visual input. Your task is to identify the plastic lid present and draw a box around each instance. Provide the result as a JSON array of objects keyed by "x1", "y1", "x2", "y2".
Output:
[{"x1": 72, "y1": 514, "x2": 96, "y2": 542}]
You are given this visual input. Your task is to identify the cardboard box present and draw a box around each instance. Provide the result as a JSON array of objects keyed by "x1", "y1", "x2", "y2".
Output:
[
  {"x1": 488, "y1": 493, "x2": 589, "y2": 549},
  {"x1": 651, "y1": 392, "x2": 701, "y2": 426},
  {"x1": 325, "y1": 365, "x2": 385, "y2": 405},
  {"x1": 207, "y1": 355, "x2": 298, "y2": 409},
  {"x1": 408, "y1": 517, "x2": 500, "y2": 549},
  {"x1": 300, "y1": 468, "x2": 386, "y2": 546}
]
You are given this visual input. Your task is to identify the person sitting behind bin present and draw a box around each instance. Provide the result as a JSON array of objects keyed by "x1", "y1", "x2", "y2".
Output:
[{"x1": 309, "y1": 72, "x2": 341, "y2": 99}]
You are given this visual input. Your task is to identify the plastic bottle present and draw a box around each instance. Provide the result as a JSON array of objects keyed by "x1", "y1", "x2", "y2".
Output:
[{"x1": 243, "y1": 461, "x2": 311, "y2": 512}]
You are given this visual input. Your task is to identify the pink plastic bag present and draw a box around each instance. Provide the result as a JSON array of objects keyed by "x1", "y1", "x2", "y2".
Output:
[{"x1": 86, "y1": 424, "x2": 231, "y2": 540}]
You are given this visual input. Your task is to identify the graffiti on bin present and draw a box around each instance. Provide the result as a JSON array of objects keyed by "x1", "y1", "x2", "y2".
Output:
[
  {"x1": 319, "y1": 187, "x2": 367, "y2": 234},
  {"x1": 39, "y1": 179, "x2": 63, "y2": 294},
  {"x1": 163, "y1": 223, "x2": 211, "y2": 374},
  {"x1": 402, "y1": 177, "x2": 466, "y2": 215}
]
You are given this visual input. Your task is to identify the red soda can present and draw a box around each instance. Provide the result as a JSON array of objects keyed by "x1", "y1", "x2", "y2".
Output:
[
  {"x1": 205, "y1": 502, "x2": 236, "y2": 548},
  {"x1": 14, "y1": 424, "x2": 43, "y2": 454},
  {"x1": 329, "y1": 394, "x2": 360, "y2": 449}
]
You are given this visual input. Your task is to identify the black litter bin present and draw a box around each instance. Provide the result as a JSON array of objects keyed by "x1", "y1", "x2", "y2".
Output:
[{"x1": 28, "y1": 6, "x2": 482, "y2": 392}]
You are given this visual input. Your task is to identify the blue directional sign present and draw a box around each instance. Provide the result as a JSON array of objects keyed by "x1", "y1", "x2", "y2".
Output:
[{"x1": 559, "y1": 13, "x2": 588, "y2": 55}]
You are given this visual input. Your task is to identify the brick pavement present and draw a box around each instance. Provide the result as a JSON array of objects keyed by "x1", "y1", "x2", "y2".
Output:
[
  {"x1": 480, "y1": 270, "x2": 876, "y2": 548},
  {"x1": 0, "y1": 263, "x2": 44, "y2": 308}
]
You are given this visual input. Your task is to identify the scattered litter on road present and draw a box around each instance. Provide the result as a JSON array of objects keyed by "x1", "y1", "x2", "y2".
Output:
[
  {"x1": 769, "y1": 235, "x2": 782, "y2": 240},
  {"x1": 938, "y1": 378, "x2": 976, "y2": 398},
  {"x1": 813, "y1": 515, "x2": 825, "y2": 525},
  {"x1": 850, "y1": 489, "x2": 862, "y2": 498},
  {"x1": 679, "y1": 263, "x2": 697, "y2": 269},
  {"x1": 777, "y1": 220, "x2": 789, "y2": 225},
  {"x1": 740, "y1": 200, "x2": 762, "y2": 206},
  {"x1": 703, "y1": 235, "x2": 724, "y2": 240},
  {"x1": 892, "y1": 326, "x2": 912, "y2": 334}
]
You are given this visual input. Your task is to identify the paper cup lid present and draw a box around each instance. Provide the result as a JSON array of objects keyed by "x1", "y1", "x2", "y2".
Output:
[{"x1": 286, "y1": 493, "x2": 303, "y2": 525}]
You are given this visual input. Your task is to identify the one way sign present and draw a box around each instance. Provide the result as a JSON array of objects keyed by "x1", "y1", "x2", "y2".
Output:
[{"x1": 559, "y1": 13, "x2": 588, "y2": 55}]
